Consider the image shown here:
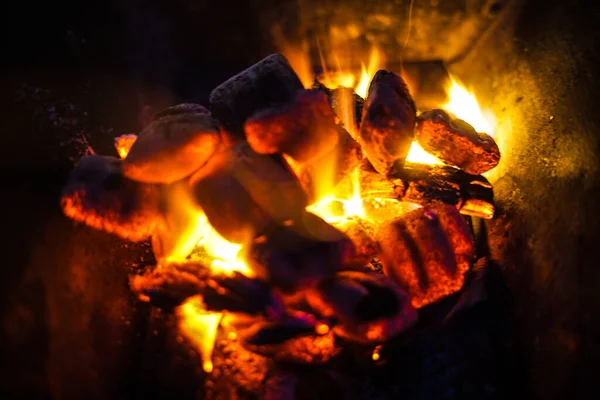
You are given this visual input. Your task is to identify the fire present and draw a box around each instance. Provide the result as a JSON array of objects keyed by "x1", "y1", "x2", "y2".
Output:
[
  {"x1": 173, "y1": 51, "x2": 497, "y2": 373},
  {"x1": 443, "y1": 76, "x2": 496, "y2": 136},
  {"x1": 114, "y1": 134, "x2": 137, "y2": 159}
]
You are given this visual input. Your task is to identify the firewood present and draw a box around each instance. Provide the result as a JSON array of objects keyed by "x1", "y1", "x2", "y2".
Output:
[
  {"x1": 190, "y1": 142, "x2": 309, "y2": 243},
  {"x1": 210, "y1": 53, "x2": 304, "y2": 135},
  {"x1": 377, "y1": 205, "x2": 474, "y2": 308},
  {"x1": 359, "y1": 70, "x2": 417, "y2": 175},
  {"x1": 247, "y1": 212, "x2": 355, "y2": 292},
  {"x1": 244, "y1": 89, "x2": 340, "y2": 162},
  {"x1": 416, "y1": 109, "x2": 500, "y2": 175},
  {"x1": 123, "y1": 104, "x2": 221, "y2": 184},
  {"x1": 358, "y1": 161, "x2": 495, "y2": 219},
  {"x1": 306, "y1": 270, "x2": 417, "y2": 344},
  {"x1": 60, "y1": 155, "x2": 160, "y2": 241},
  {"x1": 390, "y1": 162, "x2": 495, "y2": 219}
]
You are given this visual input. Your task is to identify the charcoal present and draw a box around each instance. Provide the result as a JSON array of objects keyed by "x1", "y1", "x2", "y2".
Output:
[
  {"x1": 416, "y1": 109, "x2": 500, "y2": 175},
  {"x1": 377, "y1": 205, "x2": 474, "y2": 308},
  {"x1": 306, "y1": 270, "x2": 417, "y2": 344},
  {"x1": 190, "y1": 142, "x2": 309, "y2": 243},
  {"x1": 242, "y1": 328, "x2": 340, "y2": 364},
  {"x1": 388, "y1": 162, "x2": 495, "y2": 219},
  {"x1": 295, "y1": 126, "x2": 363, "y2": 202},
  {"x1": 247, "y1": 212, "x2": 355, "y2": 292},
  {"x1": 340, "y1": 219, "x2": 380, "y2": 267},
  {"x1": 60, "y1": 155, "x2": 160, "y2": 241},
  {"x1": 244, "y1": 89, "x2": 340, "y2": 162},
  {"x1": 359, "y1": 70, "x2": 416, "y2": 175},
  {"x1": 131, "y1": 264, "x2": 284, "y2": 316},
  {"x1": 210, "y1": 53, "x2": 304, "y2": 135},
  {"x1": 123, "y1": 105, "x2": 221, "y2": 184},
  {"x1": 237, "y1": 315, "x2": 316, "y2": 346},
  {"x1": 152, "y1": 103, "x2": 210, "y2": 120},
  {"x1": 129, "y1": 262, "x2": 212, "y2": 309}
]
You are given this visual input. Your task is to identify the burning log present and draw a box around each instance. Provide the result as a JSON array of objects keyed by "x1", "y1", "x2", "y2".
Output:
[
  {"x1": 306, "y1": 270, "x2": 417, "y2": 344},
  {"x1": 209, "y1": 53, "x2": 304, "y2": 136},
  {"x1": 244, "y1": 89, "x2": 340, "y2": 162},
  {"x1": 60, "y1": 155, "x2": 160, "y2": 241},
  {"x1": 391, "y1": 162, "x2": 495, "y2": 219},
  {"x1": 190, "y1": 142, "x2": 309, "y2": 243},
  {"x1": 359, "y1": 70, "x2": 417, "y2": 175},
  {"x1": 416, "y1": 109, "x2": 500, "y2": 175},
  {"x1": 359, "y1": 160, "x2": 495, "y2": 219},
  {"x1": 123, "y1": 104, "x2": 221, "y2": 184},
  {"x1": 377, "y1": 205, "x2": 475, "y2": 308},
  {"x1": 247, "y1": 212, "x2": 355, "y2": 292}
]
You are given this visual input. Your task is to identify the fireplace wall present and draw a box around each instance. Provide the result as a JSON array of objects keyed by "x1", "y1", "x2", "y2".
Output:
[{"x1": 1, "y1": 0, "x2": 599, "y2": 399}]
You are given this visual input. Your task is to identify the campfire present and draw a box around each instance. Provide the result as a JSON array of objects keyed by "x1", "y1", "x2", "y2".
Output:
[{"x1": 60, "y1": 50, "x2": 499, "y2": 387}]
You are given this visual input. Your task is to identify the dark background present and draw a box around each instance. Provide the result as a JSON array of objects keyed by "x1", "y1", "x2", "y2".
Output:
[{"x1": 1, "y1": 0, "x2": 600, "y2": 399}]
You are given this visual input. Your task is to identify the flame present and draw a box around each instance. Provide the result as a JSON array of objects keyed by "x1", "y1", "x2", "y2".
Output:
[
  {"x1": 307, "y1": 168, "x2": 367, "y2": 225},
  {"x1": 407, "y1": 76, "x2": 496, "y2": 164},
  {"x1": 317, "y1": 46, "x2": 383, "y2": 99},
  {"x1": 160, "y1": 186, "x2": 253, "y2": 373},
  {"x1": 443, "y1": 76, "x2": 496, "y2": 136},
  {"x1": 177, "y1": 298, "x2": 221, "y2": 374}
]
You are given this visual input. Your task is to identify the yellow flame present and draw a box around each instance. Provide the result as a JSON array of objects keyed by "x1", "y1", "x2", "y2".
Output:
[
  {"x1": 178, "y1": 298, "x2": 221, "y2": 373},
  {"x1": 307, "y1": 168, "x2": 367, "y2": 225},
  {"x1": 443, "y1": 76, "x2": 496, "y2": 136},
  {"x1": 406, "y1": 141, "x2": 444, "y2": 165}
]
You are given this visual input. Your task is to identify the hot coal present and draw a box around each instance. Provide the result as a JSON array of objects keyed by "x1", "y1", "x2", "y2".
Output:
[
  {"x1": 359, "y1": 70, "x2": 417, "y2": 175},
  {"x1": 244, "y1": 89, "x2": 340, "y2": 162},
  {"x1": 190, "y1": 142, "x2": 308, "y2": 243},
  {"x1": 209, "y1": 53, "x2": 304, "y2": 136},
  {"x1": 306, "y1": 269, "x2": 417, "y2": 344},
  {"x1": 61, "y1": 154, "x2": 160, "y2": 241},
  {"x1": 416, "y1": 109, "x2": 500, "y2": 175},
  {"x1": 377, "y1": 205, "x2": 474, "y2": 308},
  {"x1": 237, "y1": 314, "x2": 316, "y2": 346},
  {"x1": 247, "y1": 212, "x2": 355, "y2": 292},
  {"x1": 123, "y1": 104, "x2": 221, "y2": 184}
]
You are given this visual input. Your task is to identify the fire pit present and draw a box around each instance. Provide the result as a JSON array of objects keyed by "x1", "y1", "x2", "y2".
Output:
[
  {"x1": 58, "y1": 47, "x2": 503, "y2": 396},
  {"x1": 2, "y1": 0, "x2": 600, "y2": 399}
]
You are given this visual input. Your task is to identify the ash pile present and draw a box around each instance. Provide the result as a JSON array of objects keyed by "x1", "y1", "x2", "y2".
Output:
[{"x1": 60, "y1": 53, "x2": 505, "y2": 399}]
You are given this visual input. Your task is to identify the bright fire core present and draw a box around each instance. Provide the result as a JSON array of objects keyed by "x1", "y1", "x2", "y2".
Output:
[{"x1": 152, "y1": 47, "x2": 497, "y2": 373}]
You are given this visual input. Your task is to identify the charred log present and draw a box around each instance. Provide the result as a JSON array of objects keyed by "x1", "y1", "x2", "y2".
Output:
[
  {"x1": 359, "y1": 70, "x2": 416, "y2": 175},
  {"x1": 209, "y1": 53, "x2": 304, "y2": 136},
  {"x1": 416, "y1": 109, "x2": 500, "y2": 175}
]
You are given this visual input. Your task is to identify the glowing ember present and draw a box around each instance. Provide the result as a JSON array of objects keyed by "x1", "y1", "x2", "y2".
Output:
[{"x1": 114, "y1": 134, "x2": 137, "y2": 159}]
